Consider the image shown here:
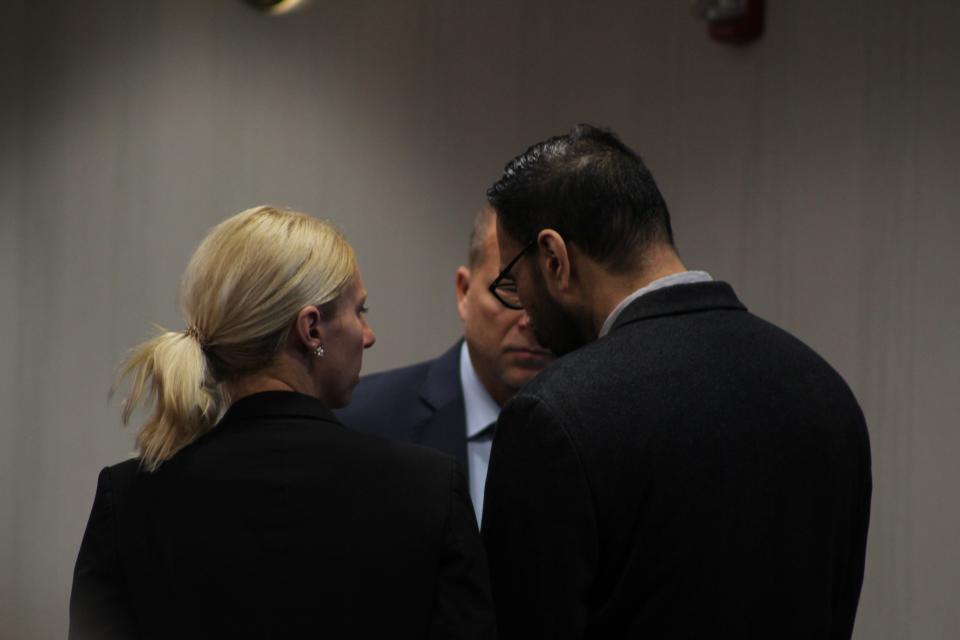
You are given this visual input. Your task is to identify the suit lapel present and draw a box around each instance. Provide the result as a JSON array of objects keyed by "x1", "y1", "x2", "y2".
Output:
[{"x1": 412, "y1": 342, "x2": 469, "y2": 469}]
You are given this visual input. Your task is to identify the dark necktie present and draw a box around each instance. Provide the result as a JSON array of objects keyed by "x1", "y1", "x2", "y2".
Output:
[{"x1": 469, "y1": 420, "x2": 496, "y2": 441}]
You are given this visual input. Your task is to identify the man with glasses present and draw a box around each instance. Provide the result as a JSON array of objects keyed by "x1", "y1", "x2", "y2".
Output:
[
  {"x1": 481, "y1": 124, "x2": 872, "y2": 639},
  {"x1": 339, "y1": 205, "x2": 554, "y2": 524}
]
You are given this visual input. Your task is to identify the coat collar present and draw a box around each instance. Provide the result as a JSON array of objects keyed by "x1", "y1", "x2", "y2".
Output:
[
  {"x1": 217, "y1": 390, "x2": 343, "y2": 428},
  {"x1": 417, "y1": 341, "x2": 463, "y2": 411},
  {"x1": 609, "y1": 281, "x2": 747, "y2": 333},
  {"x1": 414, "y1": 341, "x2": 469, "y2": 469}
]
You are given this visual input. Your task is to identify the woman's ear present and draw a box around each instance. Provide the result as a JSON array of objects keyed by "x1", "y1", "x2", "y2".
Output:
[{"x1": 293, "y1": 305, "x2": 323, "y2": 353}]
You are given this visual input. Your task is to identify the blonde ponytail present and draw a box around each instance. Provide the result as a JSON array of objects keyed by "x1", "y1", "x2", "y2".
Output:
[
  {"x1": 114, "y1": 205, "x2": 356, "y2": 471},
  {"x1": 115, "y1": 329, "x2": 225, "y2": 471}
]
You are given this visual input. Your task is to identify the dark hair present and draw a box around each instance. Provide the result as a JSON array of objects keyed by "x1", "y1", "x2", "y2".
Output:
[{"x1": 486, "y1": 124, "x2": 674, "y2": 271}]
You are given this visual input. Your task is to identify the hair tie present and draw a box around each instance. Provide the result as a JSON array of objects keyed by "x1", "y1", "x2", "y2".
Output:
[{"x1": 184, "y1": 324, "x2": 208, "y2": 347}]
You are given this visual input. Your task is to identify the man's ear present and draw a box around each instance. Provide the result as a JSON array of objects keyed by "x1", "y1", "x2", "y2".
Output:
[
  {"x1": 455, "y1": 266, "x2": 471, "y2": 322},
  {"x1": 292, "y1": 305, "x2": 323, "y2": 353},
  {"x1": 537, "y1": 229, "x2": 572, "y2": 293}
]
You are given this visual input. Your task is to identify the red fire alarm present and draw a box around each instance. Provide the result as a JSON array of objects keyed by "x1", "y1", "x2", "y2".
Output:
[{"x1": 694, "y1": 0, "x2": 765, "y2": 44}]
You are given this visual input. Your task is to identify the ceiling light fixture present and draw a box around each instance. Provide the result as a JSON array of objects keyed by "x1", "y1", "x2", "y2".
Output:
[{"x1": 240, "y1": 0, "x2": 308, "y2": 16}]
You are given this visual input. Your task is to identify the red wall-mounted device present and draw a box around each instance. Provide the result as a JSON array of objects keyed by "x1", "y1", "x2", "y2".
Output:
[{"x1": 695, "y1": 0, "x2": 765, "y2": 45}]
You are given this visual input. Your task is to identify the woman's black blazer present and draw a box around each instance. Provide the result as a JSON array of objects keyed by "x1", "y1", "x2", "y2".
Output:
[{"x1": 69, "y1": 391, "x2": 496, "y2": 639}]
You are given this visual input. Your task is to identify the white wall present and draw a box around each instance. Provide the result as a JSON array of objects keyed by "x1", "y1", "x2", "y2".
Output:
[{"x1": 2, "y1": 0, "x2": 958, "y2": 637}]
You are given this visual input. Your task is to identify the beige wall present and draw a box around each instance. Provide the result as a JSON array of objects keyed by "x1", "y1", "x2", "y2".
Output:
[
  {"x1": 1, "y1": 0, "x2": 958, "y2": 637},
  {"x1": 1, "y1": 0, "x2": 26, "y2": 632}
]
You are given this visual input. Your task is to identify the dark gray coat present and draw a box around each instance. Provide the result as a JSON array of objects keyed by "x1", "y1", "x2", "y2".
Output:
[{"x1": 482, "y1": 282, "x2": 871, "y2": 639}]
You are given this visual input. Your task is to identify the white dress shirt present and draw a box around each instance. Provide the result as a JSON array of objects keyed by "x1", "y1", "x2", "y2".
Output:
[{"x1": 459, "y1": 341, "x2": 499, "y2": 525}]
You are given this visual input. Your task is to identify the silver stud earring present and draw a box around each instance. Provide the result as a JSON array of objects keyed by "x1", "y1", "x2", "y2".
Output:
[{"x1": 314, "y1": 344, "x2": 325, "y2": 358}]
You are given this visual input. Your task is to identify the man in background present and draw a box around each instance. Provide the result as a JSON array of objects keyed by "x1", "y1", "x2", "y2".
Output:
[
  {"x1": 482, "y1": 124, "x2": 872, "y2": 638},
  {"x1": 339, "y1": 205, "x2": 554, "y2": 522}
]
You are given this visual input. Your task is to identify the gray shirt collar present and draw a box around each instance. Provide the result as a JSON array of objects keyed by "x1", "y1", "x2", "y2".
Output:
[{"x1": 598, "y1": 270, "x2": 714, "y2": 338}]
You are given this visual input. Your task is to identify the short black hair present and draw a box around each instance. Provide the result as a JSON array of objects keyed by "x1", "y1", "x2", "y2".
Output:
[{"x1": 486, "y1": 124, "x2": 674, "y2": 271}]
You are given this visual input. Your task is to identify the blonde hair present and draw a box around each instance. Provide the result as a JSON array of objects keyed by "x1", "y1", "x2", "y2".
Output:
[{"x1": 115, "y1": 206, "x2": 357, "y2": 471}]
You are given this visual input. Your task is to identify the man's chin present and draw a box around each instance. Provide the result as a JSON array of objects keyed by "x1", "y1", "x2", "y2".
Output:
[
  {"x1": 525, "y1": 280, "x2": 585, "y2": 356},
  {"x1": 504, "y1": 348, "x2": 553, "y2": 367},
  {"x1": 503, "y1": 370, "x2": 545, "y2": 391},
  {"x1": 527, "y1": 322, "x2": 572, "y2": 357},
  {"x1": 539, "y1": 332, "x2": 585, "y2": 357}
]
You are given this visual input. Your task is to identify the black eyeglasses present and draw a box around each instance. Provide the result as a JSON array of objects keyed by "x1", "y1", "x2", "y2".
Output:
[{"x1": 488, "y1": 238, "x2": 537, "y2": 310}]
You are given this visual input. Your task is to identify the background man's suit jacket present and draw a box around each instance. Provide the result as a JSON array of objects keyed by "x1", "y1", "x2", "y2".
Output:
[
  {"x1": 482, "y1": 282, "x2": 872, "y2": 639},
  {"x1": 338, "y1": 342, "x2": 468, "y2": 470},
  {"x1": 70, "y1": 391, "x2": 495, "y2": 640}
]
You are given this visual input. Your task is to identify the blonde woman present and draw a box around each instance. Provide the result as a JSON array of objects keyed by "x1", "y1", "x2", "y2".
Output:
[{"x1": 69, "y1": 207, "x2": 496, "y2": 639}]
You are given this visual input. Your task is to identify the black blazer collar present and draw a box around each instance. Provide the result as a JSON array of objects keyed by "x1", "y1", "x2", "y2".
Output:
[
  {"x1": 218, "y1": 390, "x2": 343, "y2": 428},
  {"x1": 610, "y1": 281, "x2": 747, "y2": 333}
]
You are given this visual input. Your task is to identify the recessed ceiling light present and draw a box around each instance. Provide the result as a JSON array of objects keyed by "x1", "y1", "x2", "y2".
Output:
[{"x1": 240, "y1": 0, "x2": 308, "y2": 15}]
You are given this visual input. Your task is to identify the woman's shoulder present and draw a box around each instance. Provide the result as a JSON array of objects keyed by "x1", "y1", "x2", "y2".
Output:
[
  {"x1": 99, "y1": 416, "x2": 462, "y2": 514},
  {"x1": 100, "y1": 456, "x2": 142, "y2": 485},
  {"x1": 336, "y1": 426, "x2": 459, "y2": 480}
]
